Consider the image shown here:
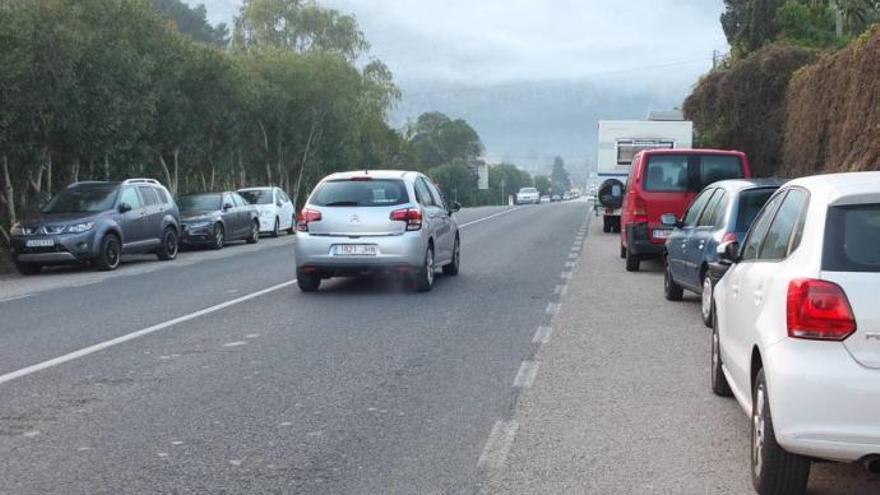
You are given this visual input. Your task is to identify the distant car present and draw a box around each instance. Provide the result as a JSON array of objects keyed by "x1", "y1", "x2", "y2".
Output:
[
  {"x1": 620, "y1": 149, "x2": 752, "y2": 272},
  {"x1": 238, "y1": 186, "x2": 295, "y2": 237},
  {"x1": 551, "y1": 194, "x2": 561, "y2": 202},
  {"x1": 662, "y1": 179, "x2": 783, "y2": 326},
  {"x1": 516, "y1": 187, "x2": 540, "y2": 205},
  {"x1": 562, "y1": 193, "x2": 571, "y2": 201},
  {"x1": 294, "y1": 170, "x2": 462, "y2": 293},
  {"x1": 9, "y1": 178, "x2": 180, "y2": 274},
  {"x1": 178, "y1": 192, "x2": 259, "y2": 249},
  {"x1": 539, "y1": 195, "x2": 551, "y2": 204},
  {"x1": 712, "y1": 172, "x2": 880, "y2": 495}
]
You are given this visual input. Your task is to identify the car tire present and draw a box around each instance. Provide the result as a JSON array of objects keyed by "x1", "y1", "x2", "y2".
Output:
[
  {"x1": 414, "y1": 245, "x2": 435, "y2": 292},
  {"x1": 94, "y1": 234, "x2": 122, "y2": 271},
  {"x1": 625, "y1": 249, "x2": 640, "y2": 272},
  {"x1": 246, "y1": 220, "x2": 259, "y2": 244},
  {"x1": 711, "y1": 313, "x2": 733, "y2": 397},
  {"x1": 14, "y1": 261, "x2": 42, "y2": 275},
  {"x1": 287, "y1": 215, "x2": 296, "y2": 235},
  {"x1": 664, "y1": 260, "x2": 684, "y2": 301},
  {"x1": 157, "y1": 227, "x2": 179, "y2": 261},
  {"x1": 271, "y1": 218, "x2": 280, "y2": 238},
  {"x1": 701, "y1": 273, "x2": 714, "y2": 328},
  {"x1": 212, "y1": 223, "x2": 225, "y2": 250},
  {"x1": 296, "y1": 269, "x2": 321, "y2": 292},
  {"x1": 442, "y1": 236, "x2": 460, "y2": 276},
  {"x1": 602, "y1": 218, "x2": 611, "y2": 233},
  {"x1": 751, "y1": 369, "x2": 811, "y2": 495},
  {"x1": 620, "y1": 244, "x2": 626, "y2": 259}
]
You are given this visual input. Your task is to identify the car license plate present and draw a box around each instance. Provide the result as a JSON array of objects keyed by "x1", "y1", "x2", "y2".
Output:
[
  {"x1": 335, "y1": 244, "x2": 377, "y2": 256},
  {"x1": 652, "y1": 229, "x2": 672, "y2": 240},
  {"x1": 26, "y1": 239, "x2": 54, "y2": 248}
]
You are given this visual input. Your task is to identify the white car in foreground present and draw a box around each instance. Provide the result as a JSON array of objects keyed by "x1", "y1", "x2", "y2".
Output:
[
  {"x1": 711, "y1": 172, "x2": 880, "y2": 495},
  {"x1": 238, "y1": 187, "x2": 295, "y2": 236}
]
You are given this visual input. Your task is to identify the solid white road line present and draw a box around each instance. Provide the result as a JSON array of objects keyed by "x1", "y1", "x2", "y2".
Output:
[
  {"x1": 513, "y1": 360, "x2": 539, "y2": 388},
  {"x1": 0, "y1": 280, "x2": 297, "y2": 387},
  {"x1": 458, "y1": 208, "x2": 520, "y2": 229},
  {"x1": 533, "y1": 325, "x2": 554, "y2": 344},
  {"x1": 545, "y1": 302, "x2": 560, "y2": 315},
  {"x1": 477, "y1": 419, "x2": 519, "y2": 471}
]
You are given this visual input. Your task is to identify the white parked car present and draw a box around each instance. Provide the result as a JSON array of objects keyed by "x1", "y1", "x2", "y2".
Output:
[
  {"x1": 238, "y1": 187, "x2": 295, "y2": 236},
  {"x1": 516, "y1": 187, "x2": 540, "y2": 205},
  {"x1": 711, "y1": 172, "x2": 880, "y2": 495}
]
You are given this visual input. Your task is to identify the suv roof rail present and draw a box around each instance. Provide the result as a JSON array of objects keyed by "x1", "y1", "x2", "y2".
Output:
[
  {"x1": 123, "y1": 178, "x2": 161, "y2": 186},
  {"x1": 69, "y1": 180, "x2": 110, "y2": 187}
]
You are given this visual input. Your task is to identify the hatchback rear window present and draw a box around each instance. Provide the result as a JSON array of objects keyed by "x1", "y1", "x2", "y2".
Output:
[
  {"x1": 643, "y1": 154, "x2": 745, "y2": 192},
  {"x1": 735, "y1": 188, "x2": 776, "y2": 232},
  {"x1": 823, "y1": 204, "x2": 880, "y2": 272},
  {"x1": 311, "y1": 179, "x2": 409, "y2": 207}
]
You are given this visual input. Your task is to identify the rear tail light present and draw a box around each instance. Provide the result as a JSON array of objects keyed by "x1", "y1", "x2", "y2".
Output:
[
  {"x1": 787, "y1": 278, "x2": 856, "y2": 341},
  {"x1": 296, "y1": 208, "x2": 322, "y2": 232},
  {"x1": 630, "y1": 194, "x2": 648, "y2": 224},
  {"x1": 390, "y1": 208, "x2": 423, "y2": 231},
  {"x1": 721, "y1": 232, "x2": 738, "y2": 244}
]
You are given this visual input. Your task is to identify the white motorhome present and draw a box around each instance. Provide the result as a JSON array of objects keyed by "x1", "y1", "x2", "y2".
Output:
[{"x1": 596, "y1": 114, "x2": 693, "y2": 232}]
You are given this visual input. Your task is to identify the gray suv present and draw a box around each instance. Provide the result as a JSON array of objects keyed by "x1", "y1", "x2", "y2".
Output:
[{"x1": 9, "y1": 179, "x2": 180, "y2": 274}]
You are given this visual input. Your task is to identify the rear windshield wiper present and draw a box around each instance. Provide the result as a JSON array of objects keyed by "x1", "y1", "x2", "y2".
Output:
[{"x1": 323, "y1": 201, "x2": 359, "y2": 206}]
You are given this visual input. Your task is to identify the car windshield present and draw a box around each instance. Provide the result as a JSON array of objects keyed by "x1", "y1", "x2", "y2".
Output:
[
  {"x1": 735, "y1": 188, "x2": 777, "y2": 232},
  {"x1": 520, "y1": 188, "x2": 538, "y2": 194},
  {"x1": 239, "y1": 190, "x2": 272, "y2": 205},
  {"x1": 310, "y1": 179, "x2": 408, "y2": 207},
  {"x1": 178, "y1": 194, "x2": 221, "y2": 212},
  {"x1": 42, "y1": 185, "x2": 118, "y2": 214},
  {"x1": 823, "y1": 203, "x2": 880, "y2": 272}
]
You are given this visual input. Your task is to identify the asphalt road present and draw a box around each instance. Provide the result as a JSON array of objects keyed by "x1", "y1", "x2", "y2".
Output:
[{"x1": 0, "y1": 203, "x2": 589, "y2": 494}]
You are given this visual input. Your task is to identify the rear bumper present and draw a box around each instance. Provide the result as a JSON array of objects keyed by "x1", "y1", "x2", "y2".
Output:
[
  {"x1": 765, "y1": 339, "x2": 880, "y2": 462},
  {"x1": 625, "y1": 222, "x2": 665, "y2": 257},
  {"x1": 294, "y1": 231, "x2": 426, "y2": 270}
]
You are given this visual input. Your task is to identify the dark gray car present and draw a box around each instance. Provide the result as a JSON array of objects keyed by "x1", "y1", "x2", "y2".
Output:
[
  {"x1": 9, "y1": 178, "x2": 180, "y2": 274},
  {"x1": 178, "y1": 192, "x2": 260, "y2": 250}
]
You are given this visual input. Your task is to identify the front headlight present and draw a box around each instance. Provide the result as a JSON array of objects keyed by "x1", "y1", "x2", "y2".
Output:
[
  {"x1": 65, "y1": 221, "x2": 95, "y2": 234},
  {"x1": 10, "y1": 222, "x2": 23, "y2": 236}
]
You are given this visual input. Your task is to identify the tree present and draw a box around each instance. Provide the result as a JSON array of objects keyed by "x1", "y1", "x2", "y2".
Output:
[
  {"x1": 721, "y1": 0, "x2": 783, "y2": 55},
  {"x1": 427, "y1": 162, "x2": 477, "y2": 206},
  {"x1": 550, "y1": 156, "x2": 571, "y2": 193},
  {"x1": 151, "y1": 0, "x2": 229, "y2": 46},
  {"x1": 407, "y1": 112, "x2": 484, "y2": 171},
  {"x1": 534, "y1": 175, "x2": 552, "y2": 196}
]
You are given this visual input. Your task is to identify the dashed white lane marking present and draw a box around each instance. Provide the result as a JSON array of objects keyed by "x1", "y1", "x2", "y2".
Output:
[
  {"x1": 0, "y1": 293, "x2": 34, "y2": 304},
  {"x1": 477, "y1": 420, "x2": 519, "y2": 471},
  {"x1": 229, "y1": 459, "x2": 243, "y2": 466},
  {"x1": 223, "y1": 341, "x2": 247, "y2": 348},
  {"x1": 0, "y1": 280, "x2": 298, "y2": 387},
  {"x1": 568, "y1": 253, "x2": 578, "y2": 260},
  {"x1": 565, "y1": 261, "x2": 576, "y2": 268},
  {"x1": 559, "y1": 285, "x2": 569, "y2": 296},
  {"x1": 513, "y1": 360, "x2": 539, "y2": 388},
  {"x1": 22, "y1": 430, "x2": 40, "y2": 438},
  {"x1": 459, "y1": 208, "x2": 520, "y2": 229},
  {"x1": 560, "y1": 271, "x2": 572, "y2": 280},
  {"x1": 545, "y1": 302, "x2": 560, "y2": 315},
  {"x1": 533, "y1": 325, "x2": 554, "y2": 344},
  {"x1": 553, "y1": 284, "x2": 564, "y2": 295}
]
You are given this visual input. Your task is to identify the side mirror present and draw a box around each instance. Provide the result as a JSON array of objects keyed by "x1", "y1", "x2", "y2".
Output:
[
  {"x1": 449, "y1": 201, "x2": 462, "y2": 213},
  {"x1": 717, "y1": 240, "x2": 741, "y2": 265},
  {"x1": 118, "y1": 202, "x2": 132, "y2": 213},
  {"x1": 660, "y1": 213, "x2": 680, "y2": 228},
  {"x1": 223, "y1": 202, "x2": 233, "y2": 211}
]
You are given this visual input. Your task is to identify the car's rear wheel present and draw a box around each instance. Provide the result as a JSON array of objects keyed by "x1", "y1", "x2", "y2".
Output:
[
  {"x1": 296, "y1": 269, "x2": 321, "y2": 292},
  {"x1": 710, "y1": 315, "x2": 732, "y2": 397},
  {"x1": 664, "y1": 260, "x2": 683, "y2": 301},
  {"x1": 287, "y1": 215, "x2": 296, "y2": 235},
  {"x1": 157, "y1": 227, "x2": 179, "y2": 261},
  {"x1": 701, "y1": 274, "x2": 714, "y2": 328},
  {"x1": 271, "y1": 218, "x2": 280, "y2": 238},
  {"x1": 602, "y1": 217, "x2": 611, "y2": 233},
  {"x1": 442, "y1": 236, "x2": 460, "y2": 276},
  {"x1": 625, "y1": 249, "x2": 640, "y2": 272},
  {"x1": 94, "y1": 234, "x2": 121, "y2": 271},
  {"x1": 14, "y1": 260, "x2": 42, "y2": 275},
  {"x1": 212, "y1": 223, "x2": 225, "y2": 250},
  {"x1": 620, "y1": 244, "x2": 626, "y2": 259},
  {"x1": 414, "y1": 245, "x2": 435, "y2": 292},
  {"x1": 246, "y1": 220, "x2": 259, "y2": 244},
  {"x1": 751, "y1": 369, "x2": 811, "y2": 495}
]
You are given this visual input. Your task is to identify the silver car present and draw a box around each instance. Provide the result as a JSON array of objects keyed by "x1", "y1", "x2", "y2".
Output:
[{"x1": 294, "y1": 170, "x2": 462, "y2": 292}]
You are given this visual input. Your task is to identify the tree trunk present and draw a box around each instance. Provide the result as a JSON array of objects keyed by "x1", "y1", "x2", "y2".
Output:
[
  {"x1": 294, "y1": 113, "x2": 322, "y2": 206},
  {"x1": 835, "y1": 1, "x2": 844, "y2": 38},
  {"x1": 209, "y1": 164, "x2": 216, "y2": 190},
  {"x1": 237, "y1": 149, "x2": 246, "y2": 188},
  {"x1": 103, "y1": 153, "x2": 110, "y2": 180},
  {"x1": 71, "y1": 157, "x2": 80, "y2": 183},
  {"x1": 172, "y1": 148, "x2": 180, "y2": 194},
  {"x1": 46, "y1": 150, "x2": 52, "y2": 195},
  {"x1": 159, "y1": 153, "x2": 172, "y2": 190},
  {"x1": 1, "y1": 154, "x2": 17, "y2": 226}
]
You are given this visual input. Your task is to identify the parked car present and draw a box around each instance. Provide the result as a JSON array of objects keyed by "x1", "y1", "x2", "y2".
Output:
[
  {"x1": 711, "y1": 172, "x2": 880, "y2": 495},
  {"x1": 293, "y1": 170, "x2": 461, "y2": 293},
  {"x1": 539, "y1": 195, "x2": 551, "y2": 204},
  {"x1": 551, "y1": 194, "x2": 561, "y2": 202},
  {"x1": 516, "y1": 187, "x2": 540, "y2": 205},
  {"x1": 9, "y1": 178, "x2": 179, "y2": 274},
  {"x1": 238, "y1": 186, "x2": 295, "y2": 237},
  {"x1": 562, "y1": 192, "x2": 571, "y2": 201},
  {"x1": 178, "y1": 192, "x2": 259, "y2": 249},
  {"x1": 662, "y1": 179, "x2": 783, "y2": 326},
  {"x1": 620, "y1": 149, "x2": 752, "y2": 272}
]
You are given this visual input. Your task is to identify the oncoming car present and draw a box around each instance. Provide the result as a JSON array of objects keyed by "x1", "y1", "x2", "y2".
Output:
[
  {"x1": 516, "y1": 187, "x2": 540, "y2": 205},
  {"x1": 294, "y1": 170, "x2": 462, "y2": 292}
]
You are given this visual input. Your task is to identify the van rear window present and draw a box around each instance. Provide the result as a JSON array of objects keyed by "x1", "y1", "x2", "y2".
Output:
[
  {"x1": 823, "y1": 204, "x2": 880, "y2": 272},
  {"x1": 643, "y1": 154, "x2": 745, "y2": 192},
  {"x1": 311, "y1": 179, "x2": 409, "y2": 207}
]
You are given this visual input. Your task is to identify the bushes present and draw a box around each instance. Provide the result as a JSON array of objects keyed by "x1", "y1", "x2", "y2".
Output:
[
  {"x1": 781, "y1": 25, "x2": 880, "y2": 175},
  {"x1": 683, "y1": 44, "x2": 817, "y2": 177}
]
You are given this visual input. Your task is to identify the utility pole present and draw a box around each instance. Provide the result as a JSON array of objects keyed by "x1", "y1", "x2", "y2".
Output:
[{"x1": 500, "y1": 178, "x2": 506, "y2": 205}]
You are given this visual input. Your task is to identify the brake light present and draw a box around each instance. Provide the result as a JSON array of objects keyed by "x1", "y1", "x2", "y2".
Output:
[
  {"x1": 630, "y1": 194, "x2": 648, "y2": 223},
  {"x1": 297, "y1": 208, "x2": 322, "y2": 232},
  {"x1": 787, "y1": 278, "x2": 856, "y2": 341},
  {"x1": 390, "y1": 208, "x2": 423, "y2": 231},
  {"x1": 350, "y1": 176, "x2": 372, "y2": 182},
  {"x1": 721, "y1": 232, "x2": 738, "y2": 244}
]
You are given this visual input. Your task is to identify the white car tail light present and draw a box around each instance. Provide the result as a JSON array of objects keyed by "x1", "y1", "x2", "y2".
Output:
[{"x1": 787, "y1": 278, "x2": 856, "y2": 341}]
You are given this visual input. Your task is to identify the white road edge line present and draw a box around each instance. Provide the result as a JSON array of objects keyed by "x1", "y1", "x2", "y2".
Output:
[
  {"x1": 513, "y1": 360, "x2": 539, "y2": 388},
  {"x1": 533, "y1": 325, "x2": 554, "y2": 344},
  {"x1": 0, "y1": 280, "x2": 297, "y2": 386},
  {"x1": 0, "y1": 293, "x2": 34, "y2": 304},
  {"x1": 459, "y1": 208, "x2": 520, "y2": 229},
  {"x1": 477, "y1": 419, "x2": 520, "y2": 471}
]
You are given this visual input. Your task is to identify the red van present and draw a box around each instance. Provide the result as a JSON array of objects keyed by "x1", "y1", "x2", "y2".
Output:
[{"x1": 620, "y1": 149, "x2": 751, "y2": 272}]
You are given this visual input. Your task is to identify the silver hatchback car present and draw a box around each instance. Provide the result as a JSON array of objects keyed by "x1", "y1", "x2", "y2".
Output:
[{"x1": 294, "y1": 170, "x2": 462, "y2": 292}]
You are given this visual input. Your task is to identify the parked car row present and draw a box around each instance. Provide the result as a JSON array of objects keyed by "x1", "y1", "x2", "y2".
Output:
[
  {"x1": 607, "y1": 153, "x2": 880, "y2": 495},
  {"x1": 8, "y1": 179, "x2": 295, "y2": 274},
  {"x1": 516, "y1": 187, "x2": 580, "y2": 205}
]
